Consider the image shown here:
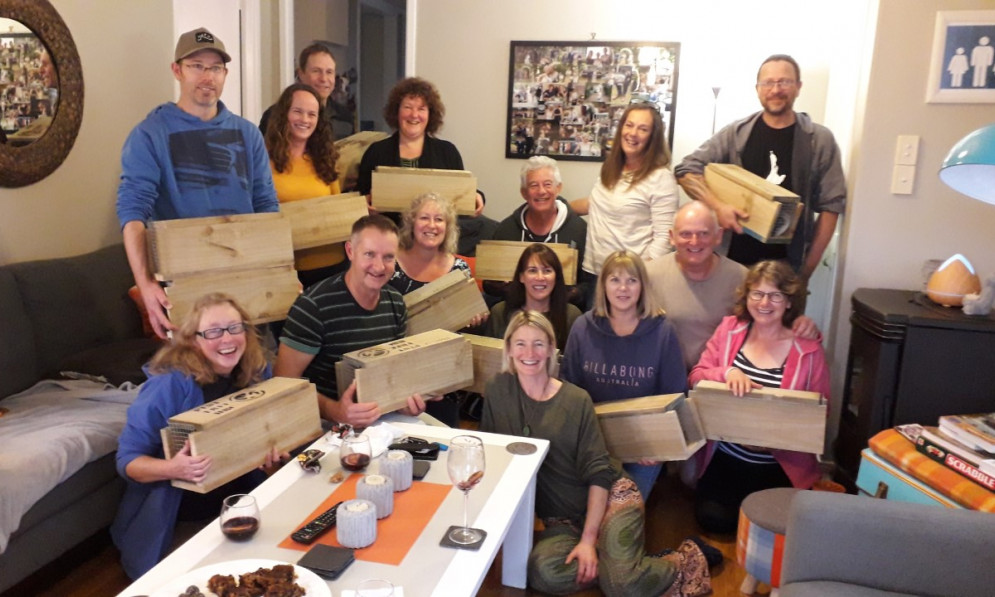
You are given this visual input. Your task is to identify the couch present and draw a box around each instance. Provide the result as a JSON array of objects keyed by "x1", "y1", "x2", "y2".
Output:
[
  {"x1": 0, "y1": 244, "x2": 160, "y2": 593},
  {"x1": 779, "y1": 490, "x2": 995, "y2": 597}
]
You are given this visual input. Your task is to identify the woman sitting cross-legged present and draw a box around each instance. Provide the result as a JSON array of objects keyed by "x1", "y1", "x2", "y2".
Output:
[
  {"x1": 111, "y1": 294, "x2": 285, "y2": 579},
  {"x1": 481, "y1": 310, "x2": 714, "y2": 597},
  {"x1": 689, "y1": 260, "x2": 830, "y2": 534}
]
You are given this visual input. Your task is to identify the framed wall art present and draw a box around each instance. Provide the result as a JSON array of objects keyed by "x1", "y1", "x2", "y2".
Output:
[
  {"x1": 926, "y1": 10, "x2": 995, "y2": 104},
  {"x1": 506, "y1": 40, "x2": 680, "y2": 161}
]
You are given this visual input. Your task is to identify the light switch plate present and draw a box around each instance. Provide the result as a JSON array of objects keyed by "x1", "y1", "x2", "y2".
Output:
[
  {"x1": 895, "y1": 135, "x2": 919, "y2": 166},
  {"x1": 891, "y1": 164, "x2": 915, "y2": 194}
]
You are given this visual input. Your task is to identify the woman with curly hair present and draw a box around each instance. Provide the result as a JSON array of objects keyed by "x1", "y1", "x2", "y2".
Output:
[
  {"x1": 111, "y1": 294, "x2": 281, "y2": 579},
  {"x1": 689, "y1": 260, "x2": 830, "y2": 533},
  {"x1": 265, "y1": 83, "x2": 344, "y2": 288},
  {"x1": 357, "y1": 77, "x2": 484, "y2": 218}
]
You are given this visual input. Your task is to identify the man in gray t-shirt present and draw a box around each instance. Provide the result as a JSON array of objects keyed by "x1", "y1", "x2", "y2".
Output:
[{"x1": 646, "y1": 202, "x2": 745, "y2": 370}]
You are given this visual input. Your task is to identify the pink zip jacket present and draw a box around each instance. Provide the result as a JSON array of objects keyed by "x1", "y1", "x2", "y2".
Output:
[{"x1": 689, "y1": 315, "x2": 830, "y2": 488}]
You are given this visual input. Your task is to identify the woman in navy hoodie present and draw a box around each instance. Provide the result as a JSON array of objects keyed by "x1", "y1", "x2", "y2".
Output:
[{"x1": 561, "y1": 250, "x2": 686, "y2": 499}]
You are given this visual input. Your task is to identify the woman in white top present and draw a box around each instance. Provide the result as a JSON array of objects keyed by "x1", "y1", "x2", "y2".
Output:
[{"x1": 577, "y1": 103, "x2": 677, "y2": 283}]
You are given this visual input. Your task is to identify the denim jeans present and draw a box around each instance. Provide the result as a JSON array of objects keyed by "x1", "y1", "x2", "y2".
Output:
[{"x1": 623, "y1": 461, "x2": 663, "y2": 501}]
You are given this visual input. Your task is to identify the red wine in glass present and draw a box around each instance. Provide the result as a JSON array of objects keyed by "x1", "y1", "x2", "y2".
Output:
[
  {"x1": 341, "y1": 452, "x2": 371, "y2": 471},
  {"x1": 221, "y1": 516, "x2": 259, "y2": 541}
]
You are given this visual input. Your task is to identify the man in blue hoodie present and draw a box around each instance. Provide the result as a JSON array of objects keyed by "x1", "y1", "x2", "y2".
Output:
[{"x1": 116, "y1": 28, "x2": 278, "y2": 339}]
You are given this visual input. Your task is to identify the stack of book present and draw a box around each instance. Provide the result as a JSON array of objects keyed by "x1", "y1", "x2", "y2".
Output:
[{"x1": 903, "y1": 414, "x2": 995, "y2": 492}]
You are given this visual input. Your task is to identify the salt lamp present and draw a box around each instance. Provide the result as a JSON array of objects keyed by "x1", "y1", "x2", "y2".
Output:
[{"x1": 926, "y1": 254, "x2": 981, "y2": 307}]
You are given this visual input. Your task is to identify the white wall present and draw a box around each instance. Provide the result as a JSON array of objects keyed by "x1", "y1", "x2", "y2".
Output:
[{"x1": 0, "y1": 0, "x2": 174, "y2": 265}]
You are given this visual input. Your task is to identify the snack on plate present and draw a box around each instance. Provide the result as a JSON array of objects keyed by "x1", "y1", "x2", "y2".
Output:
[{"x1": 199, "y1": 565, "x2": 304, "y2": 597}]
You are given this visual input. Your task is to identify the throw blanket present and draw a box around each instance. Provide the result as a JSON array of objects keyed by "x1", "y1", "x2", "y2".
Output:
[{"x1": 0, "y1": 379, "x2": 139, "y2": 552}]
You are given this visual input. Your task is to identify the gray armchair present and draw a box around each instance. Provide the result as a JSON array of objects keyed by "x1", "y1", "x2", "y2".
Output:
[{"x1": 780, "y1": 491, "x2": 995, "y2": 597}]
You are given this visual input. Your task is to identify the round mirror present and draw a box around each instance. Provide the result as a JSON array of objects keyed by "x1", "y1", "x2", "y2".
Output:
[{"x1": 0, "y1": 0, "x2": 82, "y2": 187}]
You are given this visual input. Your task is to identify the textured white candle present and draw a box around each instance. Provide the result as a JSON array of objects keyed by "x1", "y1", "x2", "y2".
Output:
[
  {"x1": 337, "y1": 499, "x2": 377, "y2": 548},
  {"x1": 381, "y1": 449, "x2": 413, "y2": 491},
  {"x1": 357, "y1": 474, "x2": 394, "y2": 518}
]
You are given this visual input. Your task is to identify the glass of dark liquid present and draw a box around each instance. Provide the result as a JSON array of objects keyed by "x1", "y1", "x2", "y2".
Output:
[
  {"x1": 220, "y1": 494, "x2": 260, "y2": 541},
  {"x1": 340, "y1": 435, "x2": 372, "y2": 472}
]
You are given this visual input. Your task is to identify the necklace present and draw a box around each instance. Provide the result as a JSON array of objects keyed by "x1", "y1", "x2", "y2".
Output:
[{"x1": 519, "y1": 377, "x2": 551, "y2": 437}]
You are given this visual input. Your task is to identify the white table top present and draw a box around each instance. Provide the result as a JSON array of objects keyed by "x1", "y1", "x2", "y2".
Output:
[{"x1": 119, "y1": 421, "x2": 548, "y2": 597}]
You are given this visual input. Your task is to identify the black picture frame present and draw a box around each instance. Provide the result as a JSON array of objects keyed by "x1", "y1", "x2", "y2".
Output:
[{"x1": 506, "y1": 40, "x2": 680, "y2": 162}]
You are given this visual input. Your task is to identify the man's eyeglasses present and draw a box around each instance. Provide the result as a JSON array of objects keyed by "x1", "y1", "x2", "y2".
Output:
[
  {"x1": 183, "y1": 62, "x2": 227, "y2": 76},
  {"x1": 757, "y1": 79, "x2": 797, "y2": 89},
  {"x1": 196, "y1": 322, "x2": 247, "y2": 339},
  {"x1": 747, "y1": 290, "x2": 787, "y2": 304}
]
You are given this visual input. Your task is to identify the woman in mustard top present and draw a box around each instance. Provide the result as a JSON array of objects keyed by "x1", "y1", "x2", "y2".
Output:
[{"x1": 265, "y1": 83, "x2": 344, "y2": 289}]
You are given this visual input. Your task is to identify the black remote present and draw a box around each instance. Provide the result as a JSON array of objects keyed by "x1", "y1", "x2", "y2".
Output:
[{"x1": 291, "y1": 501, "x2": 344, "y2": 544}]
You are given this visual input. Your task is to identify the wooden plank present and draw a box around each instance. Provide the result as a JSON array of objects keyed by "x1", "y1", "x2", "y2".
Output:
[
  {"x1": 475, "y1": 240, "x2": 578, "y2": 285},
  {"x1": 162, "y1": 377, "x2": 322, "y2": 493},
  {"x1": 690, "y1": 380, "x2": 826, "y2": 454},
  {"x1": 337, "y1": 329, "x2": 474, "y2": 412},
  {"x1": 403, "y1": 269, "x2": 488, "y2": 336},
  {"x1": 462, "y1": 333, "x2": 505, "y2": 394},
  {"x1": 147, "y1": 213, "x2": 294, "y2": 280},
  {"x1": 595, "y1": 394, "x2": 705, "y2": 462},
  {"x1": 164, "y1": 265, "x2": 301, "y2": 325},
  {"x1": 279, "y1": 192, "x2": 369, "y2": 250},
  {"x1": 704, "y1": 163, "x2": 802, "y2": 244},
  {"x1": 371, "y1": 166, "x2": 476, "y2": 215}
]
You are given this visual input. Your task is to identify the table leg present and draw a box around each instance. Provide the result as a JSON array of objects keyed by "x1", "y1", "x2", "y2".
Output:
[{"x1": 501, "y1": 474, "x2": 537, "y2": 588}]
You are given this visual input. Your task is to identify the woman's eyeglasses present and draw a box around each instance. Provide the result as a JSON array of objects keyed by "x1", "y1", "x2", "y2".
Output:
[
  {"x1": 196, "y1": 322, "x2": 247, "y2": 339},
  {"x1": 747, "y1": 290, "x2": 787, "y2": 304}
]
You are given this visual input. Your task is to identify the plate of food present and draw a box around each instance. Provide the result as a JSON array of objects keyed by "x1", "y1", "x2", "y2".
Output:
[{"x1": 150, "y1": 558, "x2": 330, "y2": 597}]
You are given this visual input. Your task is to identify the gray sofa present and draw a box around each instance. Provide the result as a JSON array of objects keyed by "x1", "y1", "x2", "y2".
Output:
[
  {"x1": 0, "y1": 244, "x2": 160, "y2": 593},
  {"x1": 780, "y1": 490, "x2": 995, "y2": 597}
]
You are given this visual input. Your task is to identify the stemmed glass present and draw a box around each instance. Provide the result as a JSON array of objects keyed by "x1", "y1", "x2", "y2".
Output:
[{"x1": 447, "y1": 435, "x2": 486, "y2": 544}]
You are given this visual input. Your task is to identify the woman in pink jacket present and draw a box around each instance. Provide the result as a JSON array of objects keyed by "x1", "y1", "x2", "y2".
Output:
[{"x1": 688, "y1": 260, "x2": 829, "y2": 533}]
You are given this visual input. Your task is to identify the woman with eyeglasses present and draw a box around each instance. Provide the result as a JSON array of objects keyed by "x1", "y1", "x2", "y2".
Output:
[
  {"x1": 264, "y1": 83, "x2": 344, "y2": 289},
  {"x1": 688, "y1": 260, "x2": 830, "y2": 533},
  {"x1": 486, "y1": 243, "x2": 581, "y2": 350},
  {"x1": 112, "y1": 293, "x2": 283, "y2": 578},
  {"x1": 573, "y1": 102, "x2": 677, "y2": 302}
]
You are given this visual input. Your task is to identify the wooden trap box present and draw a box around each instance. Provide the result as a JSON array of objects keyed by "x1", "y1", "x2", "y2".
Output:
[
  {"x1": 335, "y1": 329, "x2": 473, "y2": 413},
  {"x1": 595, "y1": 393, "x2": 706, "y2": 462},
  {"x1": 147, "y1": 213, "x2": 294, "y2": 280},
  {"x1": 475, "y1": 240, "x2": 578, "y2": 285},
  {"x1": 403, "y1": 269, "x2": 487, "y2": 336},
  {"x1": 160, "y1": 377, "x2": 322, "y2": 493},
  {"x1": 704, "y1": 163, "x2": 802, "y2": 244},
  {"x1": 690, "y1": 380, "x2": 826, "y2": 454},
  {"x1": 279, "y1": 192, "x2": 369, "y2": 251},
  {"x1": 164, "y1": 265, "x2": 300, "y2": 325},
  {"x1": 371, "y1": 166, "x2": 476, "y2": 215},
  {"x1": 462, "y1": 334, "x2": 504, "y2": 394}
]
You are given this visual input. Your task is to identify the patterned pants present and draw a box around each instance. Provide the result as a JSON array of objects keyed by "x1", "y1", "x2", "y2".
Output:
[{"x1": 529, "y1": 478, "x2": 711, "y2": 596}]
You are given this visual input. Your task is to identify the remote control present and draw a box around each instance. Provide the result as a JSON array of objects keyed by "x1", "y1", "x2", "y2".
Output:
[{"x1": 291, "y1": 501, "x2": 343, "y2": 544}]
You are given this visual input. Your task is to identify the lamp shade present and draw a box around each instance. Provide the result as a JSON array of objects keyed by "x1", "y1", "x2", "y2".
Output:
[{"x1": 939, "y1": 123, "x2": 995, "y2": 205}]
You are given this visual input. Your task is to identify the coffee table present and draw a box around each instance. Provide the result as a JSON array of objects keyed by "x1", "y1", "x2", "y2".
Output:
[{"x1": 118, "y1": 422, "x2": 548, "y2": 597}]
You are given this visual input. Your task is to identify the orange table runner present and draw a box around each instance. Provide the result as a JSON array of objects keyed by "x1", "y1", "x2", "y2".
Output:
[
  {"x1": 278, "y1": 473, "x2": 452, "y2": 565},
  {"x1": 868, "y1": 429, "x2": 995, "y2": 512}
]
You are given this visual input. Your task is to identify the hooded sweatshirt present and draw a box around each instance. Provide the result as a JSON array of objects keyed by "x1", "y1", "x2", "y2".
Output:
[{"x1": 490, "y1": 197, "x2": 587, "y2": 265}]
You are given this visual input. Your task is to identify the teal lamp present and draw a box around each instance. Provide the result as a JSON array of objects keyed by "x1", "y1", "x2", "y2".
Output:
[{"x1": 939, "y1": 123, "x2": 995, "y2": 204}]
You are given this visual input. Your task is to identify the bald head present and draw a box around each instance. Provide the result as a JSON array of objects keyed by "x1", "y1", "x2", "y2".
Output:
[{"x1": 670, "y1": 202, "x2": 721, "y2": 274}]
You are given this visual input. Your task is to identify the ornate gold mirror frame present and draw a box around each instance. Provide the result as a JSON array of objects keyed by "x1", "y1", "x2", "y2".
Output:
[{"x1": 0, "y1": 0, "x2": 83, "y2": 187}]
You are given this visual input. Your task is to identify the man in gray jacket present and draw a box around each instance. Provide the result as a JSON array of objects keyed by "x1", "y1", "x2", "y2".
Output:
[{"x1": 674, "y1": 54, "x2": 845, "y2": 280}]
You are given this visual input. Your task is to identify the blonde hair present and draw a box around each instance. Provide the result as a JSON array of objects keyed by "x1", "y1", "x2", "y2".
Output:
[
  {"x1": 398, "y1": 192, "x2": 459, "y2": 254},
  {"x1": 593, "y1": 250, "x2": 663, "y2": 319},
  {"x1": 501, "y1": 310, "x2": 558, "y2": 377},
  {"x1": 148, "y1": 293, "x2": 268, "y2": 388}
]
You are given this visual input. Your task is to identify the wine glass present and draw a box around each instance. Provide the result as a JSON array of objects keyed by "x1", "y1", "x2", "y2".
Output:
[
  {"x1": 356, "y1": 579, "x2": 395, "y2": 597},
  {"x1": 447, "y1": 435, "x2": 485, "y2": 545},
  {"x1": 220, "y1": 494, "x2": 259, "y2": 541},
  {"x1": 340, "y1": 435, "x2": 372, "y2": 472}
]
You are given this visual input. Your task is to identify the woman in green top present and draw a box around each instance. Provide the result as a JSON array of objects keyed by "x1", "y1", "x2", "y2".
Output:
[
  {"x1": 481, "y1": 311, "x2": 711, "y2": 596},
  {"x1": 485, "y1": 243, "x2": 581, "y2": 350}
]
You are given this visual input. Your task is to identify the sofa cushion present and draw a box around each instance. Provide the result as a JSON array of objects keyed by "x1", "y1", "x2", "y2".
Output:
[
  {"x1": 8, "y1": 245, "x2": 143, "y2": 379},
  {"x1": 58, "y1": 337, "x2": 161, "y2": 386},
  {"x1": 0, "y1": 269, "x2": 39, "y2": 399},
  {"x1": 781, "y1": 581, "x2": 915, "y2": 597}
]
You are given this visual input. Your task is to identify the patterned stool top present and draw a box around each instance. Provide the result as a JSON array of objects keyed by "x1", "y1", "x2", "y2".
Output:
[{"x1": 740, "y1": 487, "x2": 801, "y2": 534}]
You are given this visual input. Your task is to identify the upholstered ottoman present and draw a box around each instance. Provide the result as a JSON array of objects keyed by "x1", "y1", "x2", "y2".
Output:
[{"x1": 736, "y1": 487, "x2": 801, "y2": 596}]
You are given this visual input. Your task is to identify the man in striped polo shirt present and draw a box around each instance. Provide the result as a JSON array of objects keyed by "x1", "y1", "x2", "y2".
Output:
[{"x1": 275, "y1": 214, "x2": 427, "y2": 426}]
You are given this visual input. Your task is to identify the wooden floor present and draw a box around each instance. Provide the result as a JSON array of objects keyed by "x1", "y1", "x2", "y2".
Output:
[{"x1": 3, "y1": 471, "x2": 765, "y2": 597}]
